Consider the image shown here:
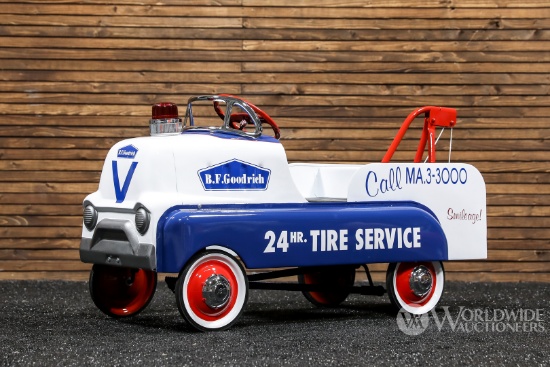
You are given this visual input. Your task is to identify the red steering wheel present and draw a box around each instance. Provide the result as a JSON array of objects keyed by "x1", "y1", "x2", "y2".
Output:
[{"x1": 213, "y1": 94, "x2": 280, "y2": 139}]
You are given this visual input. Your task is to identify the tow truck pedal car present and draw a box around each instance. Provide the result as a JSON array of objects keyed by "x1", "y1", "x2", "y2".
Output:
[{"x1": 80, "y1": 95, "x2": 487, "y2": 331}]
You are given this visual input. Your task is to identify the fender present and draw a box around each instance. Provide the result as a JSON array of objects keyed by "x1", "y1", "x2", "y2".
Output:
[
  {"x1": 155, "y1": 202, "x2": 448, "y2": 273},
  {"x1": 348, "y1": 163, "x2": 487, "y2": 260}
]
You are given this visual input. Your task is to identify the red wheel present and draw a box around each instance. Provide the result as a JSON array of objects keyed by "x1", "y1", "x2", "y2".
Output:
[
  {"x1": 386, "y1": 261, "x2": 444, "y2": 314},
  {"x1": 176, "y1": 251, "x2": 248, "y2": 331},
  {"x1": 89, "y1": 265, "x2": 157, "y2": 318},
  {"x1": 298, "y1": 267, "x2": 356, "y2": 307},
  {"x1": 213, "y1": 94, "x2": 281, "y2": 139}
]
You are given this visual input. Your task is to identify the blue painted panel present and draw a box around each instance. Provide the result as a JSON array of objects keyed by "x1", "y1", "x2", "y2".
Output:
[{"x1": 156, "y1": 202, "x2": 448, "y2": 273}]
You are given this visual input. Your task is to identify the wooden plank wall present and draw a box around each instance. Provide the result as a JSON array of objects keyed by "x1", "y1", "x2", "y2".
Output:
[{"x1": 0, "y1": 1, "x2": 548, "y2": 282}]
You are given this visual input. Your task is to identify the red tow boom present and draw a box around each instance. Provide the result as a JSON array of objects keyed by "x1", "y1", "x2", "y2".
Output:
[{"x1": 382, "y1": 106, "x2": 457, "y2": 163}]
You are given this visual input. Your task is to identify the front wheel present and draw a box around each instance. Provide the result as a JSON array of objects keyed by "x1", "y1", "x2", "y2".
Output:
[
  {"x1": 386, "y1": 261, "x2": 444, "y2": 314},
  {"x1": 89, "y1": 264, "x2": 157, "y2": 318},
  {"x1": 176, "y1": 251, "x2": 248, "y2": 331}
]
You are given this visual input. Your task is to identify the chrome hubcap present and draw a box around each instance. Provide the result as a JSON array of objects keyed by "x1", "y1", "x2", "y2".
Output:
[
  {"x1": 202, "y1": 274, "x2": 231, "y2": 309},
  {"x1": 409, "y1": 265, "x2": 433, "y2": 297}
]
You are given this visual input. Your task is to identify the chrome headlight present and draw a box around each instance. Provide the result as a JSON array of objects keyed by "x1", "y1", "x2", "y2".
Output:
[
  {"x1": 83, "y1": 205, "x2": 98, "y2": 230},
  {"x1": 135, "y1": 207, "x2": 150, "y2": 235}
]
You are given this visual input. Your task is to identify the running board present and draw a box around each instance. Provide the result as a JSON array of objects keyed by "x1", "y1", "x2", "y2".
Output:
[{"x1": 249, "y1": 281, "x2": 386, "y2": 296}]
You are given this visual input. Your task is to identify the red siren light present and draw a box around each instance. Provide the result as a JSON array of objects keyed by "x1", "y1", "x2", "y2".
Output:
[
  {"x1": 152, "y1": 102, "x2": 179, "y2": 120},
  {"x1": 150, "y1": 101, "x2": 182, "y2": 136}
]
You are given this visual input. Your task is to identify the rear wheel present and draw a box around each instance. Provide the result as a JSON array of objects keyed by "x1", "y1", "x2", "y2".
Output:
[
  {"x1": 89, "y1": 264, "x2": 157, "y2": 318},
  {"x1": 386, "y1": 261, "x2": 444, "y2": 314},
  {"x1": 176, "y1": 251, "x2": 248, "y2": 331},
  {"x1": 298, "y1": 266, "x2": 356, "y2": 307}
]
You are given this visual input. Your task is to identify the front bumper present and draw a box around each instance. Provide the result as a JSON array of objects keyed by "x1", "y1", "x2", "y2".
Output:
[{"x1": 80, "y1": 218, "x2": 156, "y2": 270}]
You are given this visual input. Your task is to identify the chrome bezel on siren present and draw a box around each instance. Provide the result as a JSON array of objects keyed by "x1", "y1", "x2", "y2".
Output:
[{"x1": 150, "y1": 117, "x2": 183, "y2": 136}]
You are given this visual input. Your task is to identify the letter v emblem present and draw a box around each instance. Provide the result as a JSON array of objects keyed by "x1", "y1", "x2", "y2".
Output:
[{"x1": 112, "y1": 160, "x2": 138, "y2": 203}]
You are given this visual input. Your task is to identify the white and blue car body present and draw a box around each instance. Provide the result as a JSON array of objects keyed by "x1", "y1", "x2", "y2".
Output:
[{"x1": 80, "y1": 95, "x2": 487, "y2": 331}]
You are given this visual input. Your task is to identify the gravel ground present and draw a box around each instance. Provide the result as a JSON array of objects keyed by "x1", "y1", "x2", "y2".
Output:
[{"x1": 0, "y1": 280, "x2": 548, "y2": 367}]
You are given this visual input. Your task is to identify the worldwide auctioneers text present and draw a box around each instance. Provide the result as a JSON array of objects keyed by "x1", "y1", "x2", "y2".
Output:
[{"x1": 397, "y1": 307, "x2": 546, "y2": 336}]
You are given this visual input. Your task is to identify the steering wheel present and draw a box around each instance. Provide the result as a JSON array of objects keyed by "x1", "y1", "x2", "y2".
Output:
[{"x1": 213, "y1": 94, "x2": 281, "y2": 139}]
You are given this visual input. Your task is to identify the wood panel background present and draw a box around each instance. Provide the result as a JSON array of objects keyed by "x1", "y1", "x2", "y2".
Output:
[{"x1": 0, "y1": 0, "x2": 548, "y2": 282}]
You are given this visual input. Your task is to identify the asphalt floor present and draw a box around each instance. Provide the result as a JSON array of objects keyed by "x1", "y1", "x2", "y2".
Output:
[{"x1": 1, "y1": 280, "x2": 548, "y2": 366}]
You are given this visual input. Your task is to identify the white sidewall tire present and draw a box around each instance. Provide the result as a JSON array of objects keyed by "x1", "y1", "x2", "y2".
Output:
[
  {"x1": 176, "y1": 251, "x2": 248, "y2": 331},
  {"x1": 389, "y1": 261, "x2": 445, "y2": 315}
]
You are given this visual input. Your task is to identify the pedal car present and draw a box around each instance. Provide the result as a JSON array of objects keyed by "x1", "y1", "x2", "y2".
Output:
[{"x1": 80, "y1": 94, "x2": 487, "y2": 331}]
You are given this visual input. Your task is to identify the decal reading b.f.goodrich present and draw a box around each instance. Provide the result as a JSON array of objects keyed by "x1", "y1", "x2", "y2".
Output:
[
  {"x1": 198, "y1": 159, "x2": 271, "y2": 191},
  {"x1": 117, "y1": 144, "x2": 138, "y2": 159}
]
